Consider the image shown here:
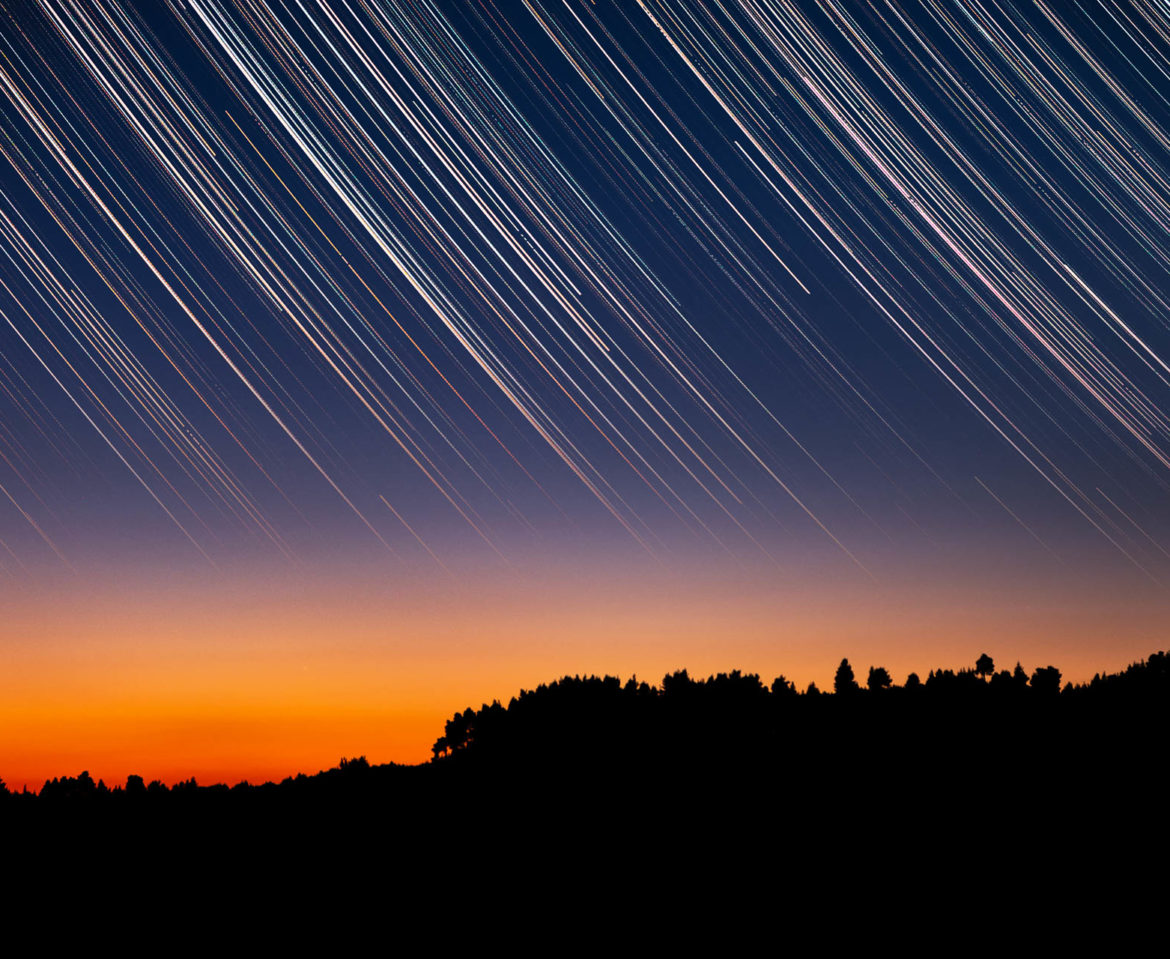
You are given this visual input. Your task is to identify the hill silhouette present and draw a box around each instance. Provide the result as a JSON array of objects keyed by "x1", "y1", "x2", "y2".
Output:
[
  {"x1": 9, "y1": 650, "x2": 1167, "y2": 817},
  {"x1": 10, "y1": 649, "x2": 1168, "y2": 905}
]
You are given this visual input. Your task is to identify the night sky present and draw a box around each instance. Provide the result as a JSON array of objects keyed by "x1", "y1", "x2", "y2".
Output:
[{"x1": 2, "y1": 0, "x2": 1169, "y2": 788}]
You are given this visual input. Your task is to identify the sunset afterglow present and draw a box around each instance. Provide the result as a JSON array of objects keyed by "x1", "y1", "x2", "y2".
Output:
[{"x1": 2, "y1": 0, "x2": 1169, "y2": 791}]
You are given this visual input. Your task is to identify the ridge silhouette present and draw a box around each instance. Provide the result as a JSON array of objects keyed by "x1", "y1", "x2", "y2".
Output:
[
  {"x1": 11, "y1": 648, "x2": 1167, "y2": 904},
  {"x1": 8, "y1": 649, "x2": 1167, "y2": 814}
]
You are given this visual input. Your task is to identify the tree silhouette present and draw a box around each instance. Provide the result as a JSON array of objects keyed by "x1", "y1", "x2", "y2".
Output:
[
  {"x1": 1031, "y1": 665, "x2": 1062, "y2": 696},
  {"x1": 834, "y1": 658, "x2": 858, "y2": 695},
  {"x1": 867, "y1": 666, "x2": 892, "y2": 691},
  {"x1": 975, "y1": 653, "x2": 995, "y2": 681},
  {"x1": 771, "y1": 675, "x2": 797, "y2": 698}
]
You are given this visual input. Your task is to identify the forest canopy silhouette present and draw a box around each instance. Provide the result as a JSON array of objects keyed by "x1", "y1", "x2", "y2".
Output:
[{"x1": 6, "y1": 649, "x2": 1168, "y2": 807}]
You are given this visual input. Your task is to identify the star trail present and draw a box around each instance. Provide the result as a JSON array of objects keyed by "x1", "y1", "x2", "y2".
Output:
[{"x1": 1, "y1": 1, "x2": 1169, "y2": 786}]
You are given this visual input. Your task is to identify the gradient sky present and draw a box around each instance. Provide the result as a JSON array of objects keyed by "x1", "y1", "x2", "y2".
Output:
[{"x1": 2, "y1": 0, "x2": 1169, "y2": 790}]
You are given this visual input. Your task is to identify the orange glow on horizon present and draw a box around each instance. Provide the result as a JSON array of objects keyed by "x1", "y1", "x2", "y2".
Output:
[{"x1": 3, "y1": 555, "x2": 1166, "y2": 792}]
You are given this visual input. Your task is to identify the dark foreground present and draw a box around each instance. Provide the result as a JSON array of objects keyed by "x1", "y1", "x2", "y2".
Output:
[
  {"x1": 7, "y1": 652, "x2": 1166, "y2": 920},
  {"x1": 10, "y1": 651, "x2": 1167, "y2": 833}
]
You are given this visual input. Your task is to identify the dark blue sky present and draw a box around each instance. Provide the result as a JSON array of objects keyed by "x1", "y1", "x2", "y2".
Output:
[{"x1": 0, "y1": 0, "x2": 1167, "y2": 585}]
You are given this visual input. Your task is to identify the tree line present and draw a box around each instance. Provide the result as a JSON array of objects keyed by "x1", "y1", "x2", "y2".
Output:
[{"x1": 4, "y1": 648, "x2": 1167, "y2": 801}]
